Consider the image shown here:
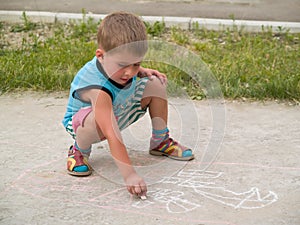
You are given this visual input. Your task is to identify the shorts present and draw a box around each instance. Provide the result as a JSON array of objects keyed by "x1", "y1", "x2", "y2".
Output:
[{"x1": 65, "y1": 77, "x2": 148, "y2": 139}]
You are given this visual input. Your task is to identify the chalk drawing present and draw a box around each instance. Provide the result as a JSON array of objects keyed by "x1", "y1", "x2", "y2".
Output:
[
  {"x1": 195, "y1": 187, "x2": 278, "y2": 209},
  {"x1": 133, "y1": 169, "x2": 278, "y2": 212},
  {"x1": 8, "y1": 158, "x2": 280, "y2": 223},
  {"x1": 132, "y1": 188, "x2": 201, "y2": 213}
]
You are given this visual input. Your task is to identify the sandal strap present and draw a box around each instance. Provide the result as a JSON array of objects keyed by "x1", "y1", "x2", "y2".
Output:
[
  {"x1": 155, "y1": 138, "x2": 187, "y2": 157},
  {"x1": 72, "y1": 149, "x2": 85, "y2": 167},
  {"x1": 67, "y1": 146, "x2": 90, "y2": 171}
]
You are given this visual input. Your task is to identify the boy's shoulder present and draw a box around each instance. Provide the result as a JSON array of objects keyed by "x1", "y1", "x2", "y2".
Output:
[
  {"x1": 75, "y1": 57, "x2": 102, "y2": 79},
  {"x1": 79, "y1": 56, "x2": 98, "y2": 71}
]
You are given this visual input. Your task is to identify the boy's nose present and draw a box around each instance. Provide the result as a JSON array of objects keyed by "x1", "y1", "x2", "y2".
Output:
[{"x1": 124, "y1": 65, "x2": 136, "y2": 76}]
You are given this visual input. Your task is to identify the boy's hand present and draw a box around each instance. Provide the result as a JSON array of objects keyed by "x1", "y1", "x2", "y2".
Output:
[
  {"x1": 125, "y1": 173, "x2": 147, "y2": 197},
  {"x1": 138, "y1": 67, "x2": 167, "y2": 85}
]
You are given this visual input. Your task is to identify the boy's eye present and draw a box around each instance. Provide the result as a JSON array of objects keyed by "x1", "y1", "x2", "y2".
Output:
[
  {"x1": 118, "y1": 63, "x2": 127, "y2": 68},
  {"x1": 118, "y1": 63, "x2": 141, "y2": 68},
  {"x1": 133, "y1": 63, "x2": 141, "y2": 67}
]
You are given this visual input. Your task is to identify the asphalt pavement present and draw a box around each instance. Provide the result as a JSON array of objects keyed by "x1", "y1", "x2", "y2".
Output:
[
  {"x1": 1, "y1": 0, "x2": 300, "y2": 22},
  {"x1": 1, "y1": 93, "x2": 299, "y2": 225}
]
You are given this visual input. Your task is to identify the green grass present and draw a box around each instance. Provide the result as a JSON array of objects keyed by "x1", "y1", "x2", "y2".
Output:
[
  {"x1": 192, "y1": 25, "x2": 300, "y2": 101},
  {"x1": 0, "y1": 12, "x2": 299, "y2": 103}
]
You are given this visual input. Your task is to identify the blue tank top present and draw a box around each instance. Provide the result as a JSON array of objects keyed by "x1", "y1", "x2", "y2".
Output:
[{"x1": 62, "y1": 56, "x2": 137, "y2": 127}]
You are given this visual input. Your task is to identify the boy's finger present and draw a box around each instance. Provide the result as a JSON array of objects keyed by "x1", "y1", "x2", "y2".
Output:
[
  {"x1": 134, "y1": 185, "x2": 142, "y2": 195},
  {"x1": 127, "y1": 186, "x2": 134, "y2": 195},
  {"x1": 160, "y1": 76, "x2": 167, "y2": 85},
  {"x1": 140, "y1": 185, "x2": 147, "y2": 197},
  {"x1": 138, "y1": 181, "x2": 147, "y2": 196}
]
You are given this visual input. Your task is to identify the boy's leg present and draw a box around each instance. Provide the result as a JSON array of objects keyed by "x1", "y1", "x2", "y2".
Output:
[
  {"x1": 67, "y1": 108, "x2": 104, "y2": 176},
  {"x1": 141, "y1": 76, "x2": 194, "y2": 161},
  {"x1": 75, "y1": 110, "x2": 104, "y2": 149}
]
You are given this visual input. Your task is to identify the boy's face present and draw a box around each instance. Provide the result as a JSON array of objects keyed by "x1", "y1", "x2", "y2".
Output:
[{"x1": 98, "y1": 49, "x2": 143, "y2": 86}]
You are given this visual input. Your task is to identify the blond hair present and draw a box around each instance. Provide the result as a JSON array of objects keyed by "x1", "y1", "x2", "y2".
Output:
[{"x1": 97, "y1": 12, "x2": 148, "y2": 55}]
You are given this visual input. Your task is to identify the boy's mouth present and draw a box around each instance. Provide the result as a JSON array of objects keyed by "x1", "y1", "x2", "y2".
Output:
[{"x1": 120, "y1": 77, "x2": 129, "y2": 83}]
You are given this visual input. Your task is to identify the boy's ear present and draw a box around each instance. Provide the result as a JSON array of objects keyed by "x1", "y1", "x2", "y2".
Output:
[{"x1": 96, "y1": 48, "x2": 105, "y2": 59}]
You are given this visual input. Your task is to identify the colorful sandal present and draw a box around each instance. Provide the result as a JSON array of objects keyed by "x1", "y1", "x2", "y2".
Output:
[
  {"x1": 67, "y1": 145, "x2": 92, "y2": 176},
  {"x1": 149, "y1": 138, "x2": 194, "y2": 161}
]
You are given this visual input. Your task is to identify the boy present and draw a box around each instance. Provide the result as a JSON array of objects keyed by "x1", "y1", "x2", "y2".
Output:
[{"x1": 62, "y1": 12, "x2": 194, "y2": 197}]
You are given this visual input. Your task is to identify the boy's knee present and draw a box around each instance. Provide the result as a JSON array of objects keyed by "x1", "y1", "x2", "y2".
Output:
[
  {"x1": 148, "y1": 75, "x2": 164, "y2": 86},
  {"x1": 143, "y1": 76, "x2": 167, "y2": 99}
]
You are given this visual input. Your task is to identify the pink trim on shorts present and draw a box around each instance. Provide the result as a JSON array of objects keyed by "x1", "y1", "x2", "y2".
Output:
[{"x1": 72, "y1": 107, "x2": 92, "y2": 133}]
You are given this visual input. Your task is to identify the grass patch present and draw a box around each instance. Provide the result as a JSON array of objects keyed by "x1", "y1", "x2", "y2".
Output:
[{"x1": 0, "y1": 13, "x2": 299, "y2": 102}]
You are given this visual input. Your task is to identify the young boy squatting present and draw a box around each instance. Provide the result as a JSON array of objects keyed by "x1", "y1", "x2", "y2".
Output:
[{"x1": 62, "y1": 12, "x2": 194, "y2": 197}]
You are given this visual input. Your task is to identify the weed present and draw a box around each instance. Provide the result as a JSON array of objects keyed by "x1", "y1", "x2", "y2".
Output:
[
  {"x1": 170, "y1": 26, "x2": 190, "y2": 46},
  {"x1": 10, "y1": 12, "x2": 37, "y2": 32},
  {"x1": 144, "y1": 21, "x2": 166, "y2": 37},
  {"x1": 69, "y1": 9, "x2": 100, "y2": 40}
]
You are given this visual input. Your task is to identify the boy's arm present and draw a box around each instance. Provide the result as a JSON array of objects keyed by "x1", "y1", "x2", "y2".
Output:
[{"x1": 81, "y1": 89, "x2": 147, "y2": 196}]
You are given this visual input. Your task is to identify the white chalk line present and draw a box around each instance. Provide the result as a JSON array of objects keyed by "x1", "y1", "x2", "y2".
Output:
[{"x1": 133, "y1": 169, "x2": 278, "y2": 212}]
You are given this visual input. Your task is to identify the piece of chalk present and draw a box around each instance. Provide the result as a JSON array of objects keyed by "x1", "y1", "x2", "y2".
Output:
[{"x1": 140, "y1": 195, "x2": 147, "y2": 200}]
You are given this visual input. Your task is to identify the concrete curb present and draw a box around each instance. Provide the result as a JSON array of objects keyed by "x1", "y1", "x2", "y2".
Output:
[{"x1": 1, "y1": 10, "x2": 300, "y2": 33}]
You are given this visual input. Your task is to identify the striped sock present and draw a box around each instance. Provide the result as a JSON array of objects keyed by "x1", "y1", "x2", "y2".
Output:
[
  {"x1": 74, "y1": 142, "x2": 91, "y2": 158},
  {"x1": 150, "y1": 127, "x2": 169, "y2": 149}
]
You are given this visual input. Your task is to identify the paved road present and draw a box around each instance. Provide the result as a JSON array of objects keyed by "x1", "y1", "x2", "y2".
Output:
[
  {"x1": 1, "y1": 93, "x2": 299, "y2": 225},
  {"x1": 1, "y1": 0, "x2": 300, "y2": 22}
]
